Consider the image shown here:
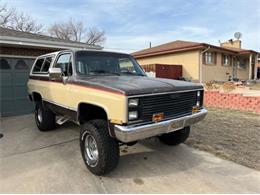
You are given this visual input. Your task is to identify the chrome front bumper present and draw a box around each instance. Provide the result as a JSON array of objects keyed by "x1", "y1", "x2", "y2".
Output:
[{"x1": 114, "y1": 109, "x2": 207, "y2": 143}]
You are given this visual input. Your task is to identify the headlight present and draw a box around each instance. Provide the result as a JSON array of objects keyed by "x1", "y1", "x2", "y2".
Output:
[
  {"x1": 196, "y1": 90, "x2": 203, "y2": 107},
  {"x1": 197, "y1": 91, "x2": 201, "y2": 97},
  {"x1": 128, "y1": 98, "x2": 139, "y2": 107},
  {"x1": 129, "y1": 111, "x2": 138, "y2": 120}
]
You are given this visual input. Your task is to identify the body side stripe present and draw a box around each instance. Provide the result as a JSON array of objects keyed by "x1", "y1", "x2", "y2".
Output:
[{"x1": 28, "y1": 76, "x2": 126, "y2": 96}]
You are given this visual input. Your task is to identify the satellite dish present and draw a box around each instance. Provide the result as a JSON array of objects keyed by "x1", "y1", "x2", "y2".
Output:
[{"x1": 234, "y1": 32, "x2": 242, "y2": 40}]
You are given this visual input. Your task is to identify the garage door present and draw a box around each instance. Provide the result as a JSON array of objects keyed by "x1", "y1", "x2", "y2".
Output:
[{"x1": 0, "y1": 57, "x2": 35, "y2": 116}]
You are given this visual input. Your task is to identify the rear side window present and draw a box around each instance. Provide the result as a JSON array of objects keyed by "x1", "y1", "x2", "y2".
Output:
[
  {"x1": 41, "y1": 56, "x2": 52, "y2": 72},
  {"x1": 32, "y1": 58, "x2": 44, "y2": 73}
]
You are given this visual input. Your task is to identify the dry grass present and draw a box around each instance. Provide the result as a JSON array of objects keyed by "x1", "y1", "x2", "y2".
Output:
[
  {"x1": 222, "y1": 82, "x2": 236, "y2": 92},
  {"x1": 186, "y1": 108, "x2": 260, "y2": 170},
  {"x1": 250, "y1": 83, "x2": 260, "y2": 91}
]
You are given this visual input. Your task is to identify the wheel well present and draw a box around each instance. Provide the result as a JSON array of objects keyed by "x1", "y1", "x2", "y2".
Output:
[
  {"x1": 78, "y1": 103, "x2": 108, "y2": 123},
  {"x1": 31, "y1": 92, "x2": 42, "y2": 102}
]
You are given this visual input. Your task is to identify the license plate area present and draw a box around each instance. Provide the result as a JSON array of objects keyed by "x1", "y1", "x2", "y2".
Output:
[{"x1": 168, "y1": 120, "x2": 184, "y2": 132}]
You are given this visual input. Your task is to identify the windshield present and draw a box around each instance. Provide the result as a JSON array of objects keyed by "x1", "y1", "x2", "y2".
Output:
[{"x1": 75, "y1": 51, "x2": 146, "y2": 76}]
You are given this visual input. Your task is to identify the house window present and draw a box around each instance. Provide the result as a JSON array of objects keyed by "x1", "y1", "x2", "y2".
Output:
[
  {"x1": 0, "y1": 58, "x2": 11, "y2": 69},
  {"x1": 15, "y1": 59, "x2": 29, "y2": 70},
  {"x1": 222, "y1": 54, "x2": 231, "y2": 66},
  {"x1": 204, "y1": 52, "x2": 216, "y2": 65},
  {"x1": 237, "y1": 58, "x2": 248, "y2": 69}
]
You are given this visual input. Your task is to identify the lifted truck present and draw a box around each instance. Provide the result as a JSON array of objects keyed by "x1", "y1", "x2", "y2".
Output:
[{"x1": 27, "y1": 50, "x2": 207, "y2": 175}]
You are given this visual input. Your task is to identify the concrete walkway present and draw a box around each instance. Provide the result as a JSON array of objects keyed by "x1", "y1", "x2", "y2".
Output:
[{"x1": 1, "y1": 115, "x2": 260, "y2": 193}]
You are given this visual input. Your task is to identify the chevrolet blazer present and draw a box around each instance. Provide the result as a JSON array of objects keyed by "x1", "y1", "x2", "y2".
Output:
[{"x1": 27, "y1": 50, "x2": 207, "y2": 175}]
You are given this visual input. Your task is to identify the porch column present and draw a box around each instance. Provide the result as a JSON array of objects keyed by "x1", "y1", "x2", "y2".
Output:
[
  {"x1": 254, "y1": 54, "x2": 258, "y2": 80},
  {"x1": 249, "y1": 54, "x2": 252, "y2": 80}
]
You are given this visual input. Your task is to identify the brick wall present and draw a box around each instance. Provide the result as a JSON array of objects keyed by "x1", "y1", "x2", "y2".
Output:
[
  {"x1": 0, "y1": 46, "x2": 59, "y2": 57},
  {"x1": 204, "y1": 91, "x2": 260, "y2": 113}
]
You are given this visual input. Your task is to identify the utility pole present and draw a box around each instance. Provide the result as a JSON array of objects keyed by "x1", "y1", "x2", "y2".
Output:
[{"x1": 149, "y1": 42, "x2": 152, "y2": 48}]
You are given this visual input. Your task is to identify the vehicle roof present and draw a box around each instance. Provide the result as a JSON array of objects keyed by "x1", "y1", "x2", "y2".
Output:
[{"x1": 37, "y1": 49, "x2": 129, "y2": 58}]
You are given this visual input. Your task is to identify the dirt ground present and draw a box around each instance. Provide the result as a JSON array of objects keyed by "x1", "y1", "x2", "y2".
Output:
[{"x1": 186, "y1": 107, "x2": 260, "y2": 170}]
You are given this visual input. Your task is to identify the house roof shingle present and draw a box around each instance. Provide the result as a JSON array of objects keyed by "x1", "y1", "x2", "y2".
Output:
[
  {"x1": 132, "y1": 40, "x2": 258, "y2": 58},
  {"x1": 0, "y1": 27, "x2": 101, "y2": 50}
]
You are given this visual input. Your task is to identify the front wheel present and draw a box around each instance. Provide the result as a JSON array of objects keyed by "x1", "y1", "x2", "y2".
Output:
[
  {"x1": 35, "y1": 101, "x2": 56, "y2": 131},
  {"x1": 80, "y1": 119, "x2": 119, "y2": 175},
  {"x1": 158, "y1": 126, "x2": 190, "y2": 145}
]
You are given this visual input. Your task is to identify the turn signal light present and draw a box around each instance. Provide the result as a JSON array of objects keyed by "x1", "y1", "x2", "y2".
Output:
[{"x1": 192, "y1": 106, "x2": 200, "y2": 113}]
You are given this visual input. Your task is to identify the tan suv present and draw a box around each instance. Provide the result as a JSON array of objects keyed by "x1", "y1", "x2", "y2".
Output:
[{"x1": 27, "y1": 50, "x2": 207, "y2": 175}]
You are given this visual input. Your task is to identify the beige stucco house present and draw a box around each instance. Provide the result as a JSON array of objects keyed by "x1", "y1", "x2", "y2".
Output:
[{"x1": 132, "y1": 40, "x2": 259, "y2": 82}]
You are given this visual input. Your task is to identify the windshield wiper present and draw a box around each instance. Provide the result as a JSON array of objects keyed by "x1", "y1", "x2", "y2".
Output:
[
  {"x1": 89, "y1": 70, "x2": 120, "y2": 76},
  {"x1": 120, "y1": 71, "x2": 144, "y2": 76}
]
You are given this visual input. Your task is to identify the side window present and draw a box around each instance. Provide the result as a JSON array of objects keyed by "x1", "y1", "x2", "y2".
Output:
[
  {"x1": 32, "y1": 58, "x2": 44, "y2": 73},
  {"x1": 55, "y1": 54, "x2": 72, "y2": 76},
  {"x1": 41, "y1": 56, "x2": 52, "y2": 72}
]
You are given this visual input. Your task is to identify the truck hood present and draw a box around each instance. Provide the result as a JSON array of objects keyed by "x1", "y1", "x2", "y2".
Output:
[{"x1": 74, "y1": 76, "x2": 203, "y2": 96}]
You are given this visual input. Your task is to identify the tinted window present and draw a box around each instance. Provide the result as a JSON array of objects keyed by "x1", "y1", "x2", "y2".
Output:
[
  {"x1": 32, "y1": 58, "x2": 44, "y2": 73},
  {"x1": 75, "y1": 51, "x2": 145, "y2": 76},
  {"x1": 41, "y1": 56, "x2": 52, "y2": 72},
  {"x1": 55, "y1": 54, "x2": 72, "y2": 76}
]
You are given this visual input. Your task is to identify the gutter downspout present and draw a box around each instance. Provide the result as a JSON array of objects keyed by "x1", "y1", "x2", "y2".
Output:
[{"x1": 199, "y1": 46, "x2": 210, "y2": 83}]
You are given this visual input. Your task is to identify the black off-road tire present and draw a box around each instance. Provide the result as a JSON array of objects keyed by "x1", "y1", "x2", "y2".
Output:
[
  {"x1": 158, "y1": 126, "x2": 190, "y2": 145},
  {"x1": 35, "y1": 101, "x2": 56, "y2": 131},
  {"x1": 80, "y1": 119, "x2": 119, "y2": 176}
]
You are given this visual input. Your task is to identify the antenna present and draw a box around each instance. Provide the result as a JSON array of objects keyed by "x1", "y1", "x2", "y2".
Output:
[{"x1": 234, "y1": 32, "x2": 242, "y2": 40}]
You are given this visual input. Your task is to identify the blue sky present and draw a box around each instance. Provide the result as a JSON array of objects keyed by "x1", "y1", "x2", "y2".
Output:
[{"x1": 3, "y1": 0, "x2": 260, "y2": 53}]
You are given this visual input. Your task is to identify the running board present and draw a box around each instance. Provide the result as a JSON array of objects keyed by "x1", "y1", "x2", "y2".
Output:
[{"x1": 56, "y1": 116, "x2": 70, "y2": 125}]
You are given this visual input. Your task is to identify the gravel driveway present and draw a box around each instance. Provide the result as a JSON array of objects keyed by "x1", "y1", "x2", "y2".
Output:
[{"x1": 186, "y1": 108, "x2": 260, "y2": 170}]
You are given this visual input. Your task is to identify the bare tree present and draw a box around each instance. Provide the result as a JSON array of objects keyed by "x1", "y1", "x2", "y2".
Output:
[
  {"x1": 0, "y1": 3, "x2": 15, "y2": 26},
  {"x1": 48, "y1": 18, "x2": 105, "y2": 45},
  {"x1": 10, "y1": 12, "x2": 43, "y2": 33},
  {"x1": 0, "y1": 2, "x2": 43, "y2": 33},
  {"x1": 86, "y1": 27, "x2": 105, "y2": 45},
  {"x1": 48, "y1": 19, "x2": 84, "y2": 41}
]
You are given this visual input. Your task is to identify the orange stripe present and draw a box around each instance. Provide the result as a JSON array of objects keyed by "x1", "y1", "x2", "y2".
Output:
[
  {"x1": 68, "y1": 82, "x2": 126, "y2": 96},
  {"x1": 30, "y1": 78, "x2": 126, "y2": 96}
]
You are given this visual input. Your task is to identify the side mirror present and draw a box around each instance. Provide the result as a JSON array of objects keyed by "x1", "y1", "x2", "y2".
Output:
[{"x1": 49, "y1": 67, "x2": 62, "y2": 79}]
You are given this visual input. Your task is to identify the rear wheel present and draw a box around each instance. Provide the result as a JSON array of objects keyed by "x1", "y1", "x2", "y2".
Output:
[
  {"x1": 158, "y1": 126, "x2": 190, "y2": 145},
  {"x1": 35, "y1": 101, "x2": 56, "y2": 131},
  {"x1": 80, "y1": 119, "x2": 119, "y2": 175}
]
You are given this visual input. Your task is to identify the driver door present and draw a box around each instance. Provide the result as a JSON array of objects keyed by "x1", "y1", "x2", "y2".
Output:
[{"x1": 48, "y1": 52, "x2": 74, "y2": 112}]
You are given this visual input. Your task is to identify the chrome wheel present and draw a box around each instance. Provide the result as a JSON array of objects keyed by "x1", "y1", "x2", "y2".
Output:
[
  {"x1": 84, "y1": 134, "x2": 99, "y2": 167},
  {"x1": 37, "y1": 107, "x2": 43, "y2": 123}
]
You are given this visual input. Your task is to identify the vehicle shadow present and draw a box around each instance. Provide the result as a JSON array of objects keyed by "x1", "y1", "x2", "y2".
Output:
[
  {"x1": 107, "y1": 138, "x2": 203, "y2": 179},
  {"x1": 1, "y1": 116, "x2": 202, "y2": 181}
]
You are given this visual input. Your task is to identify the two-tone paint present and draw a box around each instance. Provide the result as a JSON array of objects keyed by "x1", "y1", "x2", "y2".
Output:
[{"x1": 27, "y1": 50, "x2": 204, "y2": 126}]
